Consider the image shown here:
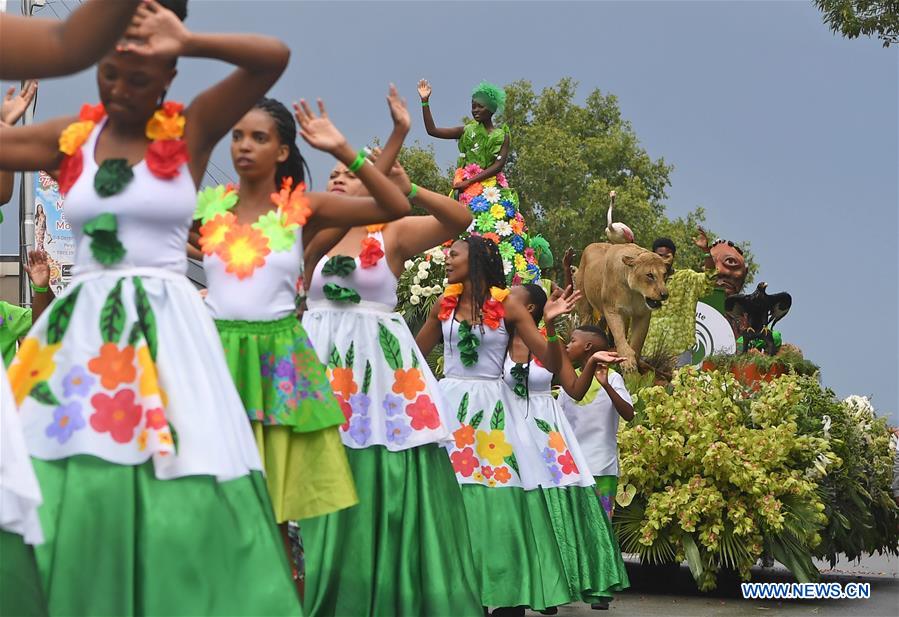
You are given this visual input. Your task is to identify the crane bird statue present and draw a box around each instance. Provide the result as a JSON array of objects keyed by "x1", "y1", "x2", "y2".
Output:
[{"x1": 605, "y1": 190, "x2": 635, "y2": 244}]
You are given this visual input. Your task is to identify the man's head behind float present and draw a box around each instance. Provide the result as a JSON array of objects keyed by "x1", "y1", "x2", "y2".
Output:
[{"x1": 710, "y1": 238, "x2": 747, "y2": 296}]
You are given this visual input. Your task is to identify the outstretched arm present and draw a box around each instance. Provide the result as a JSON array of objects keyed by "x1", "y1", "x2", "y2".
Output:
[
  {"x1": 0, "y1": 0, "x2": 140, "y2": 79},
  {"x1": 557, "y1": 350, "x2": 623, "y2": 400},
  {"x1": 119, "y1": 0, "x2": 290, "y2": 186},
  {"x1": 417, "y1": 79, "x2": 464, "y2": 140},
  {"x1": 596, "y1": 364, "x2": 634, "y2": 421},
  {"x1": 296, "y1": 99, "x2": 410, "y2": 239}
]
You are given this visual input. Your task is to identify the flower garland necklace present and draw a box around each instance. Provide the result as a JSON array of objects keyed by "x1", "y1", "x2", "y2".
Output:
[
  {"x1": 58, "y1": 101, "x2": 189, "y2": 197},
  {"x1": 439, "y1": 283, "x2": 510, "y2": 367},
  {"x1": 318, "y1": 226, "x2": 386, "y2": 304},
  {"x1": 194, "y1": 178, "x2": 311, "y2": 280},
  {"x1": 56, "y1": 101, "x2": 189, "y2": 266}
]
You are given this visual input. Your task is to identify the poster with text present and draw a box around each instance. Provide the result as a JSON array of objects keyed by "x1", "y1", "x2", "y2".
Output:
[{"x1": 34, "y1": 171, "x2": 75, "y2": 294}]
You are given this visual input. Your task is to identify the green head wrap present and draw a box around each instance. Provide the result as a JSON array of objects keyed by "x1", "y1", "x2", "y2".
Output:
[
  {"x1": 529, "y1": 235, "x2": 553, "y2": 269},
  {"x1": 471, "y1": 81, "x2": 506, "y2": 116}
]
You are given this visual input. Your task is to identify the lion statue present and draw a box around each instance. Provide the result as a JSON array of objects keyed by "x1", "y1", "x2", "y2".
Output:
[{"x1": 575, "y1": 242, "x2": 672, "y2": 371}]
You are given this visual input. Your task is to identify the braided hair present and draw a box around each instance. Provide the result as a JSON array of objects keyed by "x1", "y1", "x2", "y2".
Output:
[
  {"x1": 253, "y1": 97, "x2": 311, "y2": 189},
  {"x1": 521, "y1": 284, "x2": 548, "y2": 325},
  {"x1": 463, "y1": 236, "x2": 505, "y2": 325}
]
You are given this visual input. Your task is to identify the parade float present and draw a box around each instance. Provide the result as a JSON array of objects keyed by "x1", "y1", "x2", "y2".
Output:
[{"x1": 396, "y1": 78, "x2": 899, "y2": 592}]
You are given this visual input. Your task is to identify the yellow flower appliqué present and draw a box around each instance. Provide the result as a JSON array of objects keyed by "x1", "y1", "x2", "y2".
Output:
[
  {"x1": 476, "y1": 429, "x2": 513, "y2": 466},
  {"x1": 8, "y1": 338, "x2": 61, "y2": 405}
]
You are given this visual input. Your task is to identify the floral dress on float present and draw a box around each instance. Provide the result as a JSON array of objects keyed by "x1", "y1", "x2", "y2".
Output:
[
  {"x1": 197, "y1": 182, "x2": 357, "y2": 522},
  {"x1": 438, "y1": 286, "x2": 573, "y2": 610},
  {"x1": 299, "y1": 227, "x2": 481, "y2": 617},
  {"x1": 6, "y1": 105, "x2": 302, "y2": 616},
  {"x1": 503, "y1": 355, "x2": 629, "y2": 603},
  {"x1": 0, "y1": 364, "x2": 48, "y2": 617},
  {"x1": 456, "y1": 121, "x2": 540, "y2": 284}
]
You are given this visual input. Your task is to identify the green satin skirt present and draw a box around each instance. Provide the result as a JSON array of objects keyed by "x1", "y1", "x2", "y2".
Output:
[
  {"x1": 302, "y1": 444, "x2": 482, "y2": 617},
  {"x1": 0, "y1": 530, "x2": 48, "y2": 617},
  {"x1": 31, "y1": 455, "x2": 302, "y2": 616},
  {"x1": 460, "y1": 485, "x2": 573, "y2": 610},
  {"x1": 543, "y1": 486, "x2": 629, "y2": 603}
]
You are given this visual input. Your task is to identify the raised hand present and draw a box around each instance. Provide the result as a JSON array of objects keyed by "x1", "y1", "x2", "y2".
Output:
[
  {"x1": 543, "y1": 284, "x2": 582, "y2": 322},
  {"x1": 594, "y1": 362, "x2": 610, "y2": 386},
  {"x1": 118, "y1": 0, "x2": 190, "y2": 60},
  {"x1": 368, "y1": 147, "x2": 412, "y2": 194},
  {"x1": 386, "y1": 83, "x2": 410, "y2": 131},
  {"x1": 694, "y1": 226, "x2": 710, "y2": 251},
  {"x1": 590, "y1": 350, "x2": 624, "y2": 366},
  {"x1": 1, "y1": 80, "x2": 37, "y2": 125},
  {"x1": 417, "y1": 79, "x2": 432, "y2": 101},
  {"x1": 24, "y1": 250, "x2": 51, "y2": 289},
  {"x1": 293, "y1": 99, "x2": 348, "y2": 155}
]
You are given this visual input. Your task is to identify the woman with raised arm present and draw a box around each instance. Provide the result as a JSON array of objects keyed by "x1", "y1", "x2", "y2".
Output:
[
  {"x1": 1, "y1": 2, "x2": 302, "y2": 614},
  {"x1": 415, "y1": 236, "x2": 581, "y2": 615},
  {"x1": 418, "y1": 78, "x2": 541, "y2": 285},
  {"x1": 503, "y1": 283, "x2": 630, "y2": 611},
  {"x1": 197, "y1": 93, "x2": 412, "y2": 576},
  {"x1": 298, "y1": 89, "x2": 479, "y2": 616},
  {"x1": 0, "y1": 0, "x2": 141, "y2": 80}
]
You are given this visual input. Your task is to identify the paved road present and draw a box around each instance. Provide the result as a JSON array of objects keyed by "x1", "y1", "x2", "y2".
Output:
[{"x1": 538, "y1": 554, "x2": 899, "y2": 617}]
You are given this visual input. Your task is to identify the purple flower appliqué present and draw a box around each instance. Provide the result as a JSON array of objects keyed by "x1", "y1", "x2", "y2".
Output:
[
  {"x1": 382, "y1": 393, "x2": 404, "y2": 417},
  {"x1": 45, "y1": 402, "x2": 86, "y2": 444},
  {"x1": 542, "y1": 447, "x2": 557, "y2": 464},
  {"x1": 348, "y1": 415, "x2": 372, "y2": 446},
  {"x1": 62, "y1": 366, "x2": 95, "y2": 399},
  {"x1": 349, "y1": 392, "x2": 371, "y2": 416},
  {"x1": 275, "y1": 358, "x2": 296, "y2": 381},
  {"x1": 548, "y1": 465, "x2": 563, "y2": 485},
  {"x1": 260, "y1": 353, "x2": 275, "y2": 378},
  {"x1": 386, "y1": 418, "x2": 412, "y2": 446}
]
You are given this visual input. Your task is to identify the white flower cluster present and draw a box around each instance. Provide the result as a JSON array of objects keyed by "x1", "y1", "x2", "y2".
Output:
[{"x1": 403, "y1": 246, "x2": 448, "y2": 306}]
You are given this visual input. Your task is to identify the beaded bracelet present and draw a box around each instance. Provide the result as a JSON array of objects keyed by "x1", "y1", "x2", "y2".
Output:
[
  {"x1": 407, "y1": 183, "x2": 419, "y2": 200},
  {"x1": 347, "y1": 149, "x2": 367, "y2": 173}
]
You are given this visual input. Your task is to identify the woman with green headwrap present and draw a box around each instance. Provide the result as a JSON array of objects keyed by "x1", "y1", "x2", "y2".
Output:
[{"x1": 418, "y1": 79, "x2": 541, "y2": 285}]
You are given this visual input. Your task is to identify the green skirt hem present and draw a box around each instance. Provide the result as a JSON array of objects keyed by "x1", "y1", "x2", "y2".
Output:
[
  {"x1": 543, "y1": 486, "x2": 629, "y2": 602},
  {"x1": 0, "y1": 529, "x2": 48, "y2": 617},
  {"x1": 302, "y1": 444, "x2": 482, "y2": 617},
  {"x1": 460, "y1": 485, "x2": 574, "y2": 610},
  {"x1": 31, "y1": 454, "x2": 302, "y2": 616}
]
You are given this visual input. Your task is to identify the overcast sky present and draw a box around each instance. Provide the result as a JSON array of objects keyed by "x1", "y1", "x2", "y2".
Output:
[{"x1": 1, "y1": 0, "x2": 896, "y2": 422}]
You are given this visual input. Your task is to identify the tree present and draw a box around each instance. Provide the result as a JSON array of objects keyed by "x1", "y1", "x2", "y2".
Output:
[{"x1": 815, "y1": 0, "x2": 899, "y2": 47}]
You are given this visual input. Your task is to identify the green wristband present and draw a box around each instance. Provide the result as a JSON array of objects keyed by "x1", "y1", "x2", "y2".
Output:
[
  {"x1": 347, "y1": 149, "x2": 367, "y2": 173},
  {"x1": 547, "y1": 333, "x2": 559, "y2": 342},
  {"x1": 421, "y1": 101, "x2": 429, "y2": 107},
  {"x1": 407, "y1": 183, "x2": 419, "y2": 200},
  {"x1": 30, "y1": 282, "x2": 49, "y2": 293}
]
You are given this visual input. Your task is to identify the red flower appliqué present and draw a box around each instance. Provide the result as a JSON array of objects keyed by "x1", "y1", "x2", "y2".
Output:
[
  {"x1": 146, "y1": 139, "x2": 189, "y2": 179},
  {"x1": 339, "y1": 397, "x2": 352, "y2": 431},
  {"x1": 406, "y1": 395, "x2": 441, "y2": 431},
  {"x1": 558, "y1": 450, "x2": 579, "y2": 475},
  {"x1": 438, "y1": 295, "x2": 459, "y2": 321},
  {"x1": 90, "y1": 389, "x2": 143, "y2": 444},
  {"x1": 57, "y1": 149, "x2": 84, "y2": 195},
  {"x1": 450, "y1": 447, "x2": 478, "y2": 477},
  {"x1": 145, "y1": 407, "x2": 168, "y2": 430},
  {"x1": 482, "y1": 298, "x2": 506, "y2": 330},
  {"x1": 359, "y1": 236, "x2": 384, "y2": 269}
]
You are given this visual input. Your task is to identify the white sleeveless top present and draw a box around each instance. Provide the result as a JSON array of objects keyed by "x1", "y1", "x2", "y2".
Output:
[
  {"x1": 306, "y1": 230, "x2": 398, "y2": 308},
  {"x1": 204, "y1": 227, "x2": 302, "y2": 321},
  {"x1": 64, "y1": 118, "x2": 195, "y2": 274},
  {"x1": 441, "y1": 316, "x2": 509, "y2": 380}
]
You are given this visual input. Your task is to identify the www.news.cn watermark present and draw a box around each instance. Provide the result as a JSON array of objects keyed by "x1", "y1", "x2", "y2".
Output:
[{"x1": 742, "y1": 582, "x2": 871, "y2": 600}]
